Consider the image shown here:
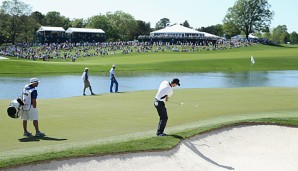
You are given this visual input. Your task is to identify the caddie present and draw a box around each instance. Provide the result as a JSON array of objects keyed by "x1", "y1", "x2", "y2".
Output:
[{"x1": 21, "y1": 77, "x2": 45, "y2": 137}]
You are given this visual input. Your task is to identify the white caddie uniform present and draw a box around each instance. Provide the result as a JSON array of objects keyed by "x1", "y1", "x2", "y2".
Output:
[{"x1": 20, "y1": 84, "x2": 38, "y2": 120}]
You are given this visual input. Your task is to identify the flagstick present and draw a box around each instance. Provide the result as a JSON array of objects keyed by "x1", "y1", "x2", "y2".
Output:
[
  {"x1": 250, "y1": 56, "x2": 255, "y2": 87},
  {"x1": 250, "y1": 64, "x2": 252, "y2": 86}
]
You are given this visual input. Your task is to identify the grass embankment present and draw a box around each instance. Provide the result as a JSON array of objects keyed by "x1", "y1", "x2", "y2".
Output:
[
  {"x1": 1, "y1": 44, "x2": 298, "y2": 76},
  {"x1": 0, "y1": 87, "x2": 298, "y2": 168}
]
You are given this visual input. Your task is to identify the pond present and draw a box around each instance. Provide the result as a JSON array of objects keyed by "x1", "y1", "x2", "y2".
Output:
[{"x1": 1, "y1": 70, "x2": 298, "y2": 99}]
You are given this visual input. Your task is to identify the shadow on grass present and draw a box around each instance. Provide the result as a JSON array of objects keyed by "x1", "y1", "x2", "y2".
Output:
[
  {"x1": 168, "y1": 134, "x2": 184, "y2": 140},
  {"x1": 18, "y1": 136, "x2": 67, "y2": 142}
]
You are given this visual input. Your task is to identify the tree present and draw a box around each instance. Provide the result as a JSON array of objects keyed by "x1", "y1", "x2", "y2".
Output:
[
  {"x1": 155, "y1": 18, "x2": 170, "y2": 30},
  {"x1": 31, "y1": 11, "x2": 45, "y2": 26},
  {"x1": 44, "y1": 11, "x2": 70, "y2": 29},
  {"x1": 132, "y1": 20, "x2": 152, "y2": 39},
  {"x1": 106, "y1": 11, "x2": 137, "y2": 41},
  {"x1": 271, "y1": 25, "x2": 289, "y2": 44},
  {"x1": 70, "y1": 18, "x2": 86, "y2": 28},
  {"x1": 222, "y1": 22, "x2": 241, "y2": 39},
  {"x1": 197, "y1": 24, "x2": 224, "y2": 37},
  {"x1": 0, "y1": 0, "x2": 32, "y2": 44},
  {"x1": 181, "y1": 20, "x2": 190, "y2": 28},
  {"x1": 87, "y1": 14, "x2": 115, "y2": 41},
  {"x1": 17, "y1": 15, "x2": 36, "y2": 42},
  {"x1": 223, "y1": 0, "x2": 274, "y2": 39},
  {"x1": 290, "y1": 31, "x2": 298, "y2": 44}
]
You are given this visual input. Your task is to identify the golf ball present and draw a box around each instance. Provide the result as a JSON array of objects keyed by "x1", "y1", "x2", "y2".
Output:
[{"x1": 180, "y1": 102, "x2": 184, "y2": 105}]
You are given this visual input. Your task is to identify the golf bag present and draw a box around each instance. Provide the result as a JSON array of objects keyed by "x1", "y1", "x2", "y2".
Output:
[{"x1": 7, "y1": 98, "x2": 24, "y2": 118}]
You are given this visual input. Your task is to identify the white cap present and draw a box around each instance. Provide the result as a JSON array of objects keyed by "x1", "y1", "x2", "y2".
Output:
[
  {"x1": 85, "y1": 67, "x2": 89, "y2": 70},
  {"x1": 112, "y1": 64, "x2": 116, "y2": 67},
  {"x1": 30, "y1": 77, "x2": 40, "y2": 83}
]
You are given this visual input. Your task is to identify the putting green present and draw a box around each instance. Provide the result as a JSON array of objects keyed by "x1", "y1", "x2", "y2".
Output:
[{"x1": 1, "y1": 87, "x2": 297, "y2": 162}]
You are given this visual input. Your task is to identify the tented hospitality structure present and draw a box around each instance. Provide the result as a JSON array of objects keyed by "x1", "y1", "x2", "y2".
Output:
[
  {"x1": 139, "y1": 24, "x2": 220, "y2": 44},
  {"x1": 65, "y1": 28, "x2": 106, "y2": 43},
  {"x1": 150, "y1": 24, "x2": 204, "y2": 38}
]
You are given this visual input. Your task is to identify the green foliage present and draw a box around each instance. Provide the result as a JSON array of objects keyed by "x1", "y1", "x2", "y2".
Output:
[
  {"x1": 70, "y1": 18, "x2": 86, "y2": 28},
  {"x1": 0, "y1": 0, "x2": 32, "y2": 44},
  {"x1": 44, "y1": 11, "x2": 70, "y2": 29},
  {"x1": 290, "y1": 31, "x2": 298, "y2": 44},
  {"x1": 223, "y1": 0, "x2": 274, "y2": 39},
  {"x1": 197, "y1": 24, "x2": 224, "y2": 37},
  {"x1": 155, "y1": 18, "x2": 170, "y2": 30},
  {"x1": 271, "y1": 25, "x2": 290, "y2": 44},
  {"x1": 106, "y1": 11, "x2": 137, "y2": 41},
  {"x1": 181, "y1": 20, "x2": 190, "y2": 28}
]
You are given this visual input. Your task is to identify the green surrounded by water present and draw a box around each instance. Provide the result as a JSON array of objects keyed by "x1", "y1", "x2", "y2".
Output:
[{"x1": 0, "y1": 44, "x2": 298, "y2": 169}]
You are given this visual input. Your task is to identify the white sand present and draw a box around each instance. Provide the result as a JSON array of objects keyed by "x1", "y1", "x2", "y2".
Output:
[
  {"x1": 5, "y1": 125, "x2": 298, "y2": 171},
  {"x1": 0, "y1": 56, "x2": 9, "y2": 60}
]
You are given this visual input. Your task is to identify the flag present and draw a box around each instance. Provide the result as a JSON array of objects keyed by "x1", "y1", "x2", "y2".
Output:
[{"x1": 251, "y1": 56, "x2": 255, "y2": 65}]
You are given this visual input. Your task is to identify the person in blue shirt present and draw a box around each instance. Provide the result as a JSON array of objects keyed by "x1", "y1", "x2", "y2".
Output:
[{"x1": 21, "y1": 78, "x2": 45, "y2": 137}]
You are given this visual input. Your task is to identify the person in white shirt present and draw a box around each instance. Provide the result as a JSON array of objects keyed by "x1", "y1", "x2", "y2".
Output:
[
  {"x1": 82, "y1": 67, "x2": 95, "y2": 96},
  {"x1": 154, "y1": 78, "x2": 180, "y2": 136},
  {"x1": 109, "y1": 64, "x2": 118, "y2": 93}
]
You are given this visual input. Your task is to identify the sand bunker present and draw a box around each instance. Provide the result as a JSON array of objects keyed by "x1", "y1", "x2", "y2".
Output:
[
  {"x1": 5, "y1": 125, "x2": 298, "y2": 171},
  {"x1": 0, "y1": 56, "x2": 9, "y2": 60}
]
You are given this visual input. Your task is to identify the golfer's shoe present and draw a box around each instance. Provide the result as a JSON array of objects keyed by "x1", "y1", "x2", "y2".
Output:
[
  {"x1": 157, "y1": 133, "x2": 167, "y2": 136},
  {"x1": 23, "y1": 132, "x2": 33, "y2": 137},
  {"x1": 91, "y1": 93, "x2": 95, "y2": 95},
  {"x1": 83, "y1": 93, "x2": 86, "y2": 96},
  {"x1": 35, "y1": 132, "x2": 45, "y2": 137}
]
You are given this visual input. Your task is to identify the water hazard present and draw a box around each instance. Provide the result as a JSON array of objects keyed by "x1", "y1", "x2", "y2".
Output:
[{"x1": 1, "y1": 70, "x2": 298, "y2": 99}]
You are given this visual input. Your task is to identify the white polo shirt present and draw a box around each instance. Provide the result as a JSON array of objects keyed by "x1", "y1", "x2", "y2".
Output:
[{"x1": 155, "y1": 81, "x2": 173, "y2": 102}]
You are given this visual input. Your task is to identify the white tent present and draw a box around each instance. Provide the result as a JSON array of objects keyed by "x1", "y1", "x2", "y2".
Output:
[
  {"x1": 231, "y1": 34, "x2": 258, "y2": 40},
  {"x1": 37, "y1": 26, "x2": 65, "y2": 32},
  {"x1": 150, "y1": 24, "x2": 221, "y2": 38},
  {"x1": 201, "y1": 32, "x2": 221, "y2": 38},
  {"x1": 66, "y1": 28, "x2": 105, "y2": 34},
  {"x1": 150, "y1": 24, "x2": 204, "y2": 37}
]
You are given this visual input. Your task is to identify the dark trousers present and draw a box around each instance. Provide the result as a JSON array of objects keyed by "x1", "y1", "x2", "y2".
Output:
[{"x1": 154, "y1": 100, "x2": 168, "y2": 135}]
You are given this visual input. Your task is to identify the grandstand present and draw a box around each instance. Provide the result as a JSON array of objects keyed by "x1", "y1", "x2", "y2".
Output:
[{"x1": 35, "y1": 26, "x2": 106, "y2": 44}]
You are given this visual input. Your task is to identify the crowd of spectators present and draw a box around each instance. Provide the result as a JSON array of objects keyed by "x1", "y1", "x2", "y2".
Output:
[{"x1": 0, "y1": 39, "x2": 258, "y2": 62}]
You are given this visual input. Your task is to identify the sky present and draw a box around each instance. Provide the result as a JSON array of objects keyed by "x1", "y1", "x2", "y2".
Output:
[{"x1": 1, "y1": 0, "x2": 297, "y2": 33}]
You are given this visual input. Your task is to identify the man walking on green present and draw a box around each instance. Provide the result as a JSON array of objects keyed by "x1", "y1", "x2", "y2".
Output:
[
  {"x1": 82, "y1": 67, "x2": 95, "y2": 96},
  {"x1": 109, "y1": 64, "x2": 118, "y2": 93}
]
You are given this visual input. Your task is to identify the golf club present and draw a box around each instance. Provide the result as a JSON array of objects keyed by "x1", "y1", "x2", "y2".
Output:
[
  {"x1": 168, "y1": 101, "x2": 199, "y2": 108},
  {"x1": 168, "y1": 101, "x2": 184, "y2": 105}
]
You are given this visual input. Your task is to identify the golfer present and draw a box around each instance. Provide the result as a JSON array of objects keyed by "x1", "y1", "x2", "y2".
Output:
[
  {"x1": 21, "y1": 78, "x2": 45, "y2": 137},
  {"x1": 82, "y1": 67, "x2": 95, "y2": 96},
  {"x1": 154, "y1": 78, "x2": 180, "y2": 136},
  {"x1": 109, "y1": 64, "x2": 118, "y2": 93}
]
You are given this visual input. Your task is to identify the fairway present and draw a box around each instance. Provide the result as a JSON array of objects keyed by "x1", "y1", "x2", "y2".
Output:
[
  {"x1": 1, "y1": 45, "x2": 298, "y2": 76},
  {"x1": 1, "y1": 87, "x2": 298, "y2": 168}
]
